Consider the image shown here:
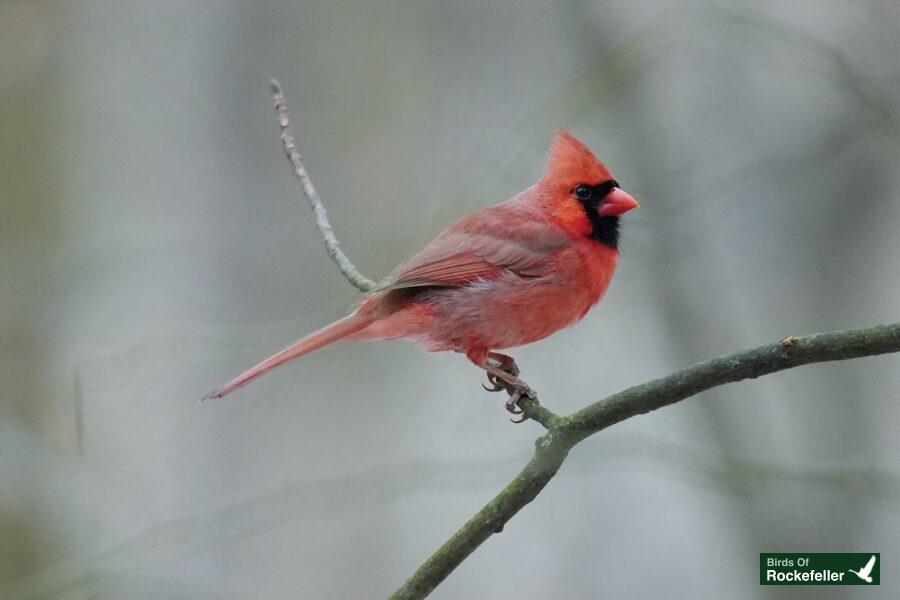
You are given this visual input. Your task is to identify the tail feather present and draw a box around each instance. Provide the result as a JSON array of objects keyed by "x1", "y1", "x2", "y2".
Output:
[{"x1": 203, "y1": 311, "x2": 372, "y2": 399}]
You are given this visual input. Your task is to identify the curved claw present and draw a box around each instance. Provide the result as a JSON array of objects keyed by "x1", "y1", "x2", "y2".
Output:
[
  {"x1": 482, "y1": 376, "x2": 504, "y2": 392},
  {"x1": 505, "y1": 397, "x2": 523, "y2": 414},
  {"x1": 478, "y1": 357, "x2": 537, "y2": 422}
]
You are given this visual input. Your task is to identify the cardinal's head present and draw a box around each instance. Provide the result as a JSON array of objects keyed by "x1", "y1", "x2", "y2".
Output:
[{"x1": 540, "y1": 129, "x2": 639, "y2": 249}]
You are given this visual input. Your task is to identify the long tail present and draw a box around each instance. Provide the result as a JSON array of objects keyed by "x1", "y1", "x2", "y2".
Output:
[{"x1": 203, "y1": 311, "x2": 372, "y2": 399}]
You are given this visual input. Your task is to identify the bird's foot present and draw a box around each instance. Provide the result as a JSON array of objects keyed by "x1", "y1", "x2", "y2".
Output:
[
  {"x1": 476, "y1": 354, "x2": 535, "y2": 423},
  {"x1": 505, "y1": 383, "x2": 537, "y2": 423}
]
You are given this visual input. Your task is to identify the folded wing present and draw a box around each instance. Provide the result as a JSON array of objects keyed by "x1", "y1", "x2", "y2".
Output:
[{"x1": 375, "y1": 204, "x2": 570, "y2": 292}]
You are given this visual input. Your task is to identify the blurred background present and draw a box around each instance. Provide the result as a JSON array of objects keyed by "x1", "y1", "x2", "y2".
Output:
[{"x1": 2, "y1": 1, "x2": 899, "y2": 598}]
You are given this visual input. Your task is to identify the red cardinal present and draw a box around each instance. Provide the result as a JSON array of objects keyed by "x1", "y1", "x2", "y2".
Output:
[{"x1": 205, "y1": 130, "x2": 639, "y2": 414}]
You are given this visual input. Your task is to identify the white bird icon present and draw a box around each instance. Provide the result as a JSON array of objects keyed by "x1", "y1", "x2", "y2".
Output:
[{"x1": 848, "y1": 555, "x2": 876, "y2": 583}]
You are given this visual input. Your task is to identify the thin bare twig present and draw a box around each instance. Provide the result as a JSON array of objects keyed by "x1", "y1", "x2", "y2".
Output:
[{"x1": 269, "y1": 78, "x2": 376, "y2": 293}]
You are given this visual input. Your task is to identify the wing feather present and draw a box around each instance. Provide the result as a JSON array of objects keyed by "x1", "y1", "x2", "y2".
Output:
[{"x1": 374, "y1": 204, "x2": 570, "y2": 292}]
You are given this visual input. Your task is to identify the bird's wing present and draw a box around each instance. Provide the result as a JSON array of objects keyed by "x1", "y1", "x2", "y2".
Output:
[
  {"x1": 862, "y1": 555, "x2": 876, "y2": 576},
  {"x1": 374, "y1": 204, "x2": 570, "y2": 292}
]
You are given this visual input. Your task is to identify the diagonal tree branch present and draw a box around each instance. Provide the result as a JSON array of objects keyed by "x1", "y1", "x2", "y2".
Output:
[
  {"x1": 265, "y1": 79, "x2": 900, "y2": 600},
  {"x1": 270, "y1": 79, "x2": 376, "y2": 293},
  {"x1": 388, "y1": 323, "x2": 900, "y2": 599}
]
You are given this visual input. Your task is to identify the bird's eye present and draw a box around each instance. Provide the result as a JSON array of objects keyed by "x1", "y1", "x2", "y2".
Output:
[{"x1": 574, "y1": 185, "x2": 592, "y2": 200}]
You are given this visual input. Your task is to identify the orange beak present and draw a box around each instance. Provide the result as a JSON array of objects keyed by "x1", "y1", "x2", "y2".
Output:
[{"x1": 598, "y1": 188, "x2": 640, "y2": 217}]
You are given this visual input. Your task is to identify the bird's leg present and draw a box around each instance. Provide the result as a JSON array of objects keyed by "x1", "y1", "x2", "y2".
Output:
[
  {"x1": 479, "y1": 360, "x2": 537, "y2": 422},
  {"x1": 481, "y1": 352, "x2": 520, "y2": 392},
  {"x1": 489, "y1": 352, "x2": 520, "y2": 377}
]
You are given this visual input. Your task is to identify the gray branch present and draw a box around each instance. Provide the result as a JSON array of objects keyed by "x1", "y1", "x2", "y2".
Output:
[{"x1": 269, "y1": 79, "x2": 376, "y2": 293}]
